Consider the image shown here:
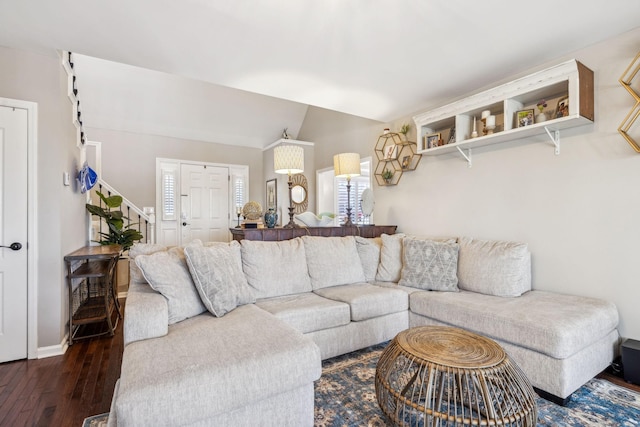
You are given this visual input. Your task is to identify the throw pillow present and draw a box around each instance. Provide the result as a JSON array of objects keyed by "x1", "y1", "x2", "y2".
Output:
[
  {"x1": 135, "y1": 246, "x2": 206, "y2": 324},
  {"x1": 354, "y1": 236, "x2": 381, "y2": 282},
  {"x1": 376, "y1": 233, "x2": 406, "y2": 282},
  {"x1": 128, "y1": 243, "x2": 168, "y2": 286},
  {"x1": 457, "y1": 236, "x2": 531, "y2": 297},
  {"x1": 184, "y1": 240, "x2": 255, "y2": 317},
  {"x1": 399, "y1": 238, "x2": 460, "y2": 291},
  {"x1": 302, "y1": 236, "x2": 366, "y2": 290}
]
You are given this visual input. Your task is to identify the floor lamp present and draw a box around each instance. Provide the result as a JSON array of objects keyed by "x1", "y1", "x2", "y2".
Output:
[
  {"x1": 274, "y1": 145, "x2": 304, "y2": 228},
  {"x1": 334, "y1": 152, "x2": 361, "y2": 227}
]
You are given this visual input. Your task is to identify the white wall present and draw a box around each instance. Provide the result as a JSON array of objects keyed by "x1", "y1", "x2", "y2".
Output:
[
  {"x1": 0, "y1": 46, "x2": 85, "y2": 348},
  {"x1": 86, "y1": 128, "x2": 264, "y2": 211},
  {"x1": 299, "y1": 27, "x2": 640, "y2": 341}
]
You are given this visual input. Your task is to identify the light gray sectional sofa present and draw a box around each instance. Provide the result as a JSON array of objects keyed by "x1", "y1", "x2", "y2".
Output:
[{"x1": 107, "y1": 233, "x2": 619, "y2": 426}]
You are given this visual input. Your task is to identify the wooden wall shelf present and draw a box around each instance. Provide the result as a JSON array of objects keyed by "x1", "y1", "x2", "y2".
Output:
[{"x1": 413, "y1": 59, "x2": 594, "y2": 167}]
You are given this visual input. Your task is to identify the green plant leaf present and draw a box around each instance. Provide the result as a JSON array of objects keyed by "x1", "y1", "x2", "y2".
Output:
[
  {"x1": 86, "y1": 204, "x2": 108, "y2": 218},
  {"x1": 97, "y1": 191, "x2": 123, "y2": 208}
]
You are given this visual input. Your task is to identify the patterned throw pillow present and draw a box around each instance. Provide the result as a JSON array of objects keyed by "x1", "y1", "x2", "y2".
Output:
[
  {"x1": 398, "y1": 238, "x2": 460, "y2": 291},
  {"x1": 184, "y1": 240, "x2": 255, "y2": 317}
]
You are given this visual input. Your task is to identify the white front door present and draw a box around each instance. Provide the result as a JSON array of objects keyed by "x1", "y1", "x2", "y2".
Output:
[
  {"x1": 180, "y1": 164, "x2": 229, "y2": 244},
  {"x1": 0, "y1": 105, "x2": 29, "y2": 363}
]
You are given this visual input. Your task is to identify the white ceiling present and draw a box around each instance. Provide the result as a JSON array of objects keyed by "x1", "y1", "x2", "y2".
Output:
[{"x1": 1, "y1": 1, "x2": 639, "y2": 148}]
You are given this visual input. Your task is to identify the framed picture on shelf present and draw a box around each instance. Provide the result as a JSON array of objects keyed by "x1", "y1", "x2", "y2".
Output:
[
  {"x1": 265, "y1": 178, "x2": 277, "y2": 210},
  {"x1": 401, "y1": 155, "x2": 411, "y2": 169},
  {"x1": 555, "y1": 96, "x2": 569, "y2": 118},
  {"x1": 384, "y1": 144, "x2": 397, "y2": 160},
  {"x1": 422, "y1": 132, "x2": 441, "y2": 150},
  {"x1": 447, "y1": 126, "x2": 456, "y2": 145},
  {"x1": 516, "y1": 109, "x2": 534, "y2": 128}
]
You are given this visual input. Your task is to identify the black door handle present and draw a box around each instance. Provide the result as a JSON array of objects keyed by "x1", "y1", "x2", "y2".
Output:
[{"x1": 1, "y1": 242, "x2": 22, "y2": 251}]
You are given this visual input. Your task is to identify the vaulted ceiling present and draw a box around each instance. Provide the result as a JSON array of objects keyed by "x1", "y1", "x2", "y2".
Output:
[{"x1": 1, "y1": 1, "x2": 639, "y2": 148}]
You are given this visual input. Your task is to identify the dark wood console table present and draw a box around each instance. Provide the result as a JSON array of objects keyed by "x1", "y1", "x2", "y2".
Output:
[
  {"x1": 230, "y1": 225, "x2": 396, "y2": 242},
  {"x1": 64, "y1": 244, "x2": 122, "y2": 345}
]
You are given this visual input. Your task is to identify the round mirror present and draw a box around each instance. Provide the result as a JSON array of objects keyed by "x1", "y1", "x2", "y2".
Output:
[
  {"x1": 290, "y1": 174, "x2": 308, "y2": 214},
  {"x1": 291, "y1": 185, "x2": 306, "y2": 204}
]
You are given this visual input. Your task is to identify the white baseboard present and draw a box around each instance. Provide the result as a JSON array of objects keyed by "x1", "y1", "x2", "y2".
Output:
[{"x1": 37, "y1": 334, "x2": 69, "y2": 359}]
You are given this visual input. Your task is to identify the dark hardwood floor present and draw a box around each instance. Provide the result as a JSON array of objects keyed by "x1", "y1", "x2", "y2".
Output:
[
  {"x1": 1, "y1": 297, "x2": 638, "y2": 427},
  {"x1": 0, "y1": 300, "x2": 124, "y2": 427}
]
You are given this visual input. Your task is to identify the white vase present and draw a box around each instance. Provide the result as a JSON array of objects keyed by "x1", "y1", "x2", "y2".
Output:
[{"x1": 536, "y1": 112, "x2": 547, "y2": 123}]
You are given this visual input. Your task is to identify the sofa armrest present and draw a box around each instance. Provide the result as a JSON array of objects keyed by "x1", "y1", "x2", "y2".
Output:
[{"x1": 124, "y1": 282, "x2": 168, "y2": 346}]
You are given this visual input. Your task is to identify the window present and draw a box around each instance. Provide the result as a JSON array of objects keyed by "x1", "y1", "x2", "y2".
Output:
[
  {"x1": 335, "y1": 158, "x2": 371, "y2": 224},
  {"x1": 161, "y1": 169, "x2": 176, "y2": 221},
  {"x1": 233, "y1": 175, "x2": 245, "y2": 209},
  {"x1": 229, "y1": 166, "x2": 248, "y2": 226}
]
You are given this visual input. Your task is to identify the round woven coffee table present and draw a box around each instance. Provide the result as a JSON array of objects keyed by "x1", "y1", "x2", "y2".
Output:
[{"x1": 375, "y1": 326, "x2": 537, "y2": 426}]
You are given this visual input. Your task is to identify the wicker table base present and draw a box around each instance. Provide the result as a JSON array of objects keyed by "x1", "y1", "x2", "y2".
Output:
[{"x1": 375, "y1": 326, "x2": 537, "y2": 426}]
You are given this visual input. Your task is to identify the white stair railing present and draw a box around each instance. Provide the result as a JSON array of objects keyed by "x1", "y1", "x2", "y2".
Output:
[{"x1": 90, "y1": 180, "x2": 156, "y2": 245}]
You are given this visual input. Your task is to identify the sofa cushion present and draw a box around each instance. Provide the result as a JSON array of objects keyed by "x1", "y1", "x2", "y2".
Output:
[
  {"x1": 375, "y1": 233, "x2": 405, "y2": 282},
  {"x1": 241, "y1": 238, "x2": 312, "y2": 299},
  {"x1": 354, "y1": 236, "x2": 382, "y2": 282},
  {"x1": 184, "y1": 240, "x2": 255, "y2": 317},
  {"x1": 123, "y1": 282, "x2": 169, "y2": 346},
  {"x1": 399, "y1": 237, "x2": 460, "y2": 292},
  {"x1": 135, "y1": 247, "x2": 206, "y2": 324},
  {"x1": 372, "y1": 281, "x2": 424, "y2": 295},
  {"x1": 314, "y1": 283, "x2": 408, "y2": 321},
  {"x1": 113, "y1": 304, "x2": 322, "y2": 426},
  {"x1": 410, "y1": 289, "x2": 619, "y2": 359},
  {"x1": 255, "y1": 293, "x2": 351, "y2": 333},
  {"x1": 302, "y1": 236, "x2": 366, "y2": 290},
  {"x1": 457, "y1": 236, "x2": 531, "y2": 297}
]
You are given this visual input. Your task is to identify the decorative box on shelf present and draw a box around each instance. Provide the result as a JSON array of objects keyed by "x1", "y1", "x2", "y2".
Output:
[{"x1": 413, "y1": 59, "x2": 594, "y2": 167}]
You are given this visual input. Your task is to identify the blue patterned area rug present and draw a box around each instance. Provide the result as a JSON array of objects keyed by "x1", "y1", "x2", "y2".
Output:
[
  {"x1": 84, "y1": 342, "x2": 640, "y2": 426},
  {"x1": 82, "y1": 413, "x2": 107, "y2": 427},
  {"x1": 314, "y1": 343, "x2": 640, "y2": 427}
]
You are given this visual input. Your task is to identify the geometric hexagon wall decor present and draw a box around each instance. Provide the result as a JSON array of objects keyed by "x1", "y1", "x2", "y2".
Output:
[{"x1": 618, "y1": 51, "x2": 640, "y2": 153}]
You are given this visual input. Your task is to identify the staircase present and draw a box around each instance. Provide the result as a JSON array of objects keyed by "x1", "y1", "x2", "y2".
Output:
[
  {"x1": 90, "y1": 180, "x2": 156, "y2": 245},
  {"x1": 62, "y1": 51, "x2": 155, "y2": 246}
]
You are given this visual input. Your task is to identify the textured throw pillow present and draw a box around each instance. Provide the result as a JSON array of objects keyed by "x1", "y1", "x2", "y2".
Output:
[
  {"x1": 302, "y1": 236, "x2": 366, "y2": 290},
  {"x1": 376, "y1": 233, "x2": 406, "y2": 282},
  {"x1": 135, "y1": 246, "x2": 206, "y2": 324},
  {"x1": 457, "y1": 236, "x2": 531, "y2": 297},
  {"x1": 128, "y1": 243, "x2": 168, "y2": 286},
  {"x1": 399, "y1": 238, "x2": 460, "y2": 291},
  {"x1": 184, "y1": 240, "x2": 255, "y2": 317},
  {"x1": 354, "y1": 236, "x2": 381, "y2": 282}
]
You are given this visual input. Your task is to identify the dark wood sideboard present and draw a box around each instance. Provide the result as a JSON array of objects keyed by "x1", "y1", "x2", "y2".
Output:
[{"x1": 230, "y1": 225, "x2": 397, "y2": 242}]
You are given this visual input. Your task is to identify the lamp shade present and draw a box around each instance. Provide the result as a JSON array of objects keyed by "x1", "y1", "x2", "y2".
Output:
[
  {"x1": 333, "y1": 153, "x2": 361, "y2": 178},
  {"x1": 274, "y1": 145, "x2": 304, "y2": 175}
]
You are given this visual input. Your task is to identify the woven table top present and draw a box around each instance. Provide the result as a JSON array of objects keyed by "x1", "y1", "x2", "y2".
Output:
[{"x1": 395, "y1": 326, "x2": 506, "y2": 369}]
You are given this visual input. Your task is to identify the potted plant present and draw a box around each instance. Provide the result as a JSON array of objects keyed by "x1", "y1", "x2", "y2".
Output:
[
  {"x1": 86, "y1": 191, "x2": 143, "y2": 252},
  {"x1": 399, "y1": 123, "x2": 411, "y2": 139},
  {"x1": 381, "y1": 168, "x2": 394, "y2": 184}
]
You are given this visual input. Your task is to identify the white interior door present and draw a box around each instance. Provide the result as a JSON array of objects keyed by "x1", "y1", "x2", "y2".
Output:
[
  {"x1": 0, "y1": 105, "x2": 29, "y2": 363},
  {"x1": 180, "y1": 164, "x2": 229, "y2": 244}
]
